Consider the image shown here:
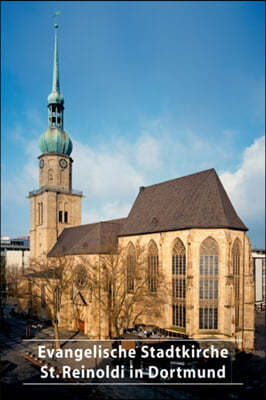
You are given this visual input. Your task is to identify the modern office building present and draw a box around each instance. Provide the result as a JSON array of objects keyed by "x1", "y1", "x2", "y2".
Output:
[{"x1": 252, "y1": 249, "x2": 266, "y2": 308}]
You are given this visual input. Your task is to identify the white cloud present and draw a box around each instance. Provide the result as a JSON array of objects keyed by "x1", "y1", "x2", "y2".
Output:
[
  {"x1": 72, "y1": 140, "x2": 143, "y2": 201},
  {"x1": 220, "y1": 136, "x2": 265, "y2": 220},
  {"x1": 136, "y1": 135, "x2": 162, "y2": 170},
  {"x1": 82, "y1": 201, "x2": 131, "y2": 224},
  {"x1": 71, "y1": 132, "x2": 164, "y2": 223},
  {"x1": 102, "y1": 201, "x2": 131, "y2": 220},
  {"x1": 3, "y1": 111, "x2": 265, "y2": 246}
]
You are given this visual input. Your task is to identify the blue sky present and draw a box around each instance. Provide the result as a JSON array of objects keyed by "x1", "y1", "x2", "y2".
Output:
[{"x1": 1, "y1": 1, "x2": 265, "y2": 247}]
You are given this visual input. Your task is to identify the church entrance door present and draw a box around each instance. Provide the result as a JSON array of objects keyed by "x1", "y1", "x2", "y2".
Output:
[{"x1": 79, "y1": 320, "x2": 85, "y2": 332}]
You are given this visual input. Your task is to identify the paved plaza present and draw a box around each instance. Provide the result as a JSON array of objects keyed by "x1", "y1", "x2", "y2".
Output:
[{"x1": 0, "y1": 307, "x2": 265, "y2": 400}]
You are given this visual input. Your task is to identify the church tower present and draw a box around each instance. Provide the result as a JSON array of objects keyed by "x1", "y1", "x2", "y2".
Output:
[{"x1": 29, "y1": 22, "x2": 82, "y2": 260}]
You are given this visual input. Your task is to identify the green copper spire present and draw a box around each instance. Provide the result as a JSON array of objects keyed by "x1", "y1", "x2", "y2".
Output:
[
  {"x1": 52, "y1": 23, "x2": 60, "y2": 93},
  {"x1": 39, "y1": 15, "x2": 73, "y2": 157},
  {"x1": 47, "y1": 18, "x2": 64, "y2": 109}
]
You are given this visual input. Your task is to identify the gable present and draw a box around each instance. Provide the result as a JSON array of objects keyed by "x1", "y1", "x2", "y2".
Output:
[
  {"x1": 119, "y1": 169, "x2": 247, "y2": 236},
  {"x1": 48, "y1": 168, "x2": 247, "y2": 257}
]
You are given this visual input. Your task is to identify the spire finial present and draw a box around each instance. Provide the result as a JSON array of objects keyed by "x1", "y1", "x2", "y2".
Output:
[{"x1": 53, "y1": 10, "x2": 60, "y2": 28}]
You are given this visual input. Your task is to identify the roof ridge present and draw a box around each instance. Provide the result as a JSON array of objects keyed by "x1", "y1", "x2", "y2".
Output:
[
  {"x1": 142, "y1": 168, "x2": 214, "y2": 190},
  {"x1": 100, "y1": 218, "x2": 127, "y2": 225},
  {"x1": 62, "y1": 217, "x2": 127, "y2": 231},
  {"x1": 62, "y1": 221, "x2": 99, "y2": 232}
]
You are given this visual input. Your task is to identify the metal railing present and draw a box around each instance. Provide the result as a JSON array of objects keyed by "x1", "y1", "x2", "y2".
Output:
[{"x1": 28, "y1": 185, "x2": 83, "y2": 197}]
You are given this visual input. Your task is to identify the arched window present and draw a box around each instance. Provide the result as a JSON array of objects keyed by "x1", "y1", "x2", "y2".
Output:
[
  {"x1": 48, "y1": 169, "x2": 53, "y2": 184},
  {"x1": 38, "y1": 202, "x2": 43, "y2": 225},
  {"x1": 127, "y1": 243, "x2": 136, "y2": 293},
  {"x1": 148, "y1": 241, "x2": 159, "y2": 293},
  {"x1": 232, "y1": 239, "x2": 241, "y2": 328},
  {"x1": 199, "y1": 237, "x2": 219, "y2": 330},
  {"x1": 172, "y1": 239, "x2": 186, "y2": 328}
]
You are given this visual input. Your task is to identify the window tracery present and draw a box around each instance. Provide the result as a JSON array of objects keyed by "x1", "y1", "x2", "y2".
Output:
[
  {"x1": 199, "y1": 237, "x2": 219, "y2": 330},
  {"x1": 148, "y1": 241, "x2": 159, "y2": 293},
  {"x1": 232, "y1": 239, "x2": 241, "y2": 328},
  {"x1": 172, "y1": 238, "x2": 186, "y2": 328}
]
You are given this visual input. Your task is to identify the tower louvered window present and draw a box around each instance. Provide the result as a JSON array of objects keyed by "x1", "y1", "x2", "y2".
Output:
[
  {"x1": 172, "y1": 239, "x2": 186, "y2": 328},
  {"x1": 148, "y1": 241, "x2": 159, "y2": 293},
  {"x1": 199, "y1": 237, "x2": 218, "y2": 330},
  {"x1": 232, "y1": 240, "x2": 241, "y2": 328}
]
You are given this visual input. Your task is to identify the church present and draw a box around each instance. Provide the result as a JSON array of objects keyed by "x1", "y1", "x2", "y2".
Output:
[{"x1": 28, "y1": 23, "x2": 254, "y2": 351}]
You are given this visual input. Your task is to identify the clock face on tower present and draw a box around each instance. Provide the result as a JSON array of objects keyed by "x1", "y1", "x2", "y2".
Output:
[
  {"x1": 59, "y1": 158, "x2": 68, "y2": 169},
  {"x1": 39, "y1": 159, "x2": 44, "y2": 169}
]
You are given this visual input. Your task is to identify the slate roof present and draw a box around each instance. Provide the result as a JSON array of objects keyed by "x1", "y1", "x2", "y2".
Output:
[
  {"x1": 48, "y1": 168, "x2": 247, "y2": 256},
  {"x1": 119, "y1": 168, "x2": 248, "y2": 236},
  {"x1": 48, "y1": 218, "x2": 126, "y2": 257}
]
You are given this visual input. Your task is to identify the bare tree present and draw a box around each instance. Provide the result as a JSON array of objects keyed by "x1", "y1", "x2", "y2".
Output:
[
  {"x1": 26, "y1": 256, "x2": 75, "y2": 349},
  {"x1": 79, "y1": 240, "x2": 168, "y2": 338},
  {"x1": 22, "y1": 239, "x2": 168, "y2": 342},
  {"x1": 5, "y1": 265, "x2": 30, "y2": 315},
  {"x1": 5, "y1": 265, "x2": 21, "y2": 300}
]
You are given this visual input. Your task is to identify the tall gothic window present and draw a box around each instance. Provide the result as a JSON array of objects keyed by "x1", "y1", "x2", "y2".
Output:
[
  {"x1": 199, "y1": 237, "x2": 219, "y2": 330},
  {"x1": 148, "y1": 241, "x2": 159, "y2": 293},
  {"x1": 232, "y1": 239, "x2": 241, "y2": 328},
  {"x1": 172, "y1": 239, "x2": 186, "y2": 328},
  {"x1": 127, "y1": 243, "x2": 136, "y2": 293}
]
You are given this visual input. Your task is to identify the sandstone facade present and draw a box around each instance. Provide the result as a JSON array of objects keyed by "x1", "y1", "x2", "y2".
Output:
[
  {"x1": 41, "y1": 227, "x2": 254, "y2": 351},
  {"x1": 29, "y1": 153, "x2": 82, "y2": 260}
]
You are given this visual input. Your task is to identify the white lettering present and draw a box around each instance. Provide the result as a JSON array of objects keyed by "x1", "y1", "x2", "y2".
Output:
[
  {"x1": 220, "y1": 349, "x2": 229, "y2": 358},
  {"x1": 38, "y1": 345, "x2": 46, "y2": 358},
  {"x1": 141, "y1": 345, "x2": 149, "y2": 358},
  {"x1": 217, "y1": 365, "x2": 226, "y2": 378},
  {"x1": 40, "y1": 365, "x2": 48, "y2": 378},
  {"x1": 62, "y1": 365, "x2": 71, "y2": 378},
  {"x1": 149, "y1": 366, "x2": 159, "y2": 378},
  {"x1": 72, "y1": 368, "x2": 80, "y2": 379}
]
